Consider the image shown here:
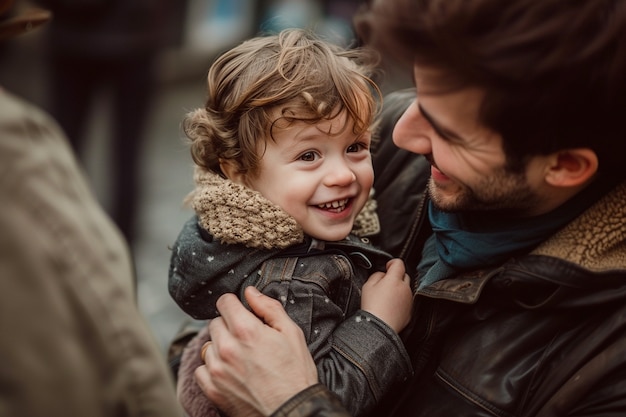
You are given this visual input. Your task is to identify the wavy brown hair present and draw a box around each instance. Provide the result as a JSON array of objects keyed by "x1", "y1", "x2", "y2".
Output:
[
  {"x1": 184, "y1": 28, "x2": 381, "y2": 178},
  {"x1": 356, "y1": 0, "x2": 626, "y2": 176}
]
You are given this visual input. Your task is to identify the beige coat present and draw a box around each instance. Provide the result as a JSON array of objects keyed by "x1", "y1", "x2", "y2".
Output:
[{"x1": 0, "y1": 89, "x2": 181, "y2": 417}]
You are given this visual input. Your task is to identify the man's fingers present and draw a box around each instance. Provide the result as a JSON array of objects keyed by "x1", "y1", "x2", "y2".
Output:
[
  {"x1": 213, "y1": 292, "x2": 268, "y2": 342},
  {"x1": 212, "y1": 288, "x2": 297, "y2": 344},
  {"x1": 200, "y1": 290, "x2": 318, "y2": 415},
  {"x1": 243, "y1": 286, "x2": 294, "y2": 332},
  {"x1": 214, "y1": 293, "x2": 251, "y2": 328},
  {"x1": 194, "y1": 365, "x2": 219, "y2": 403},
  {"x1": 200, "y1": 341, "x2": 212, "y2": 361}
]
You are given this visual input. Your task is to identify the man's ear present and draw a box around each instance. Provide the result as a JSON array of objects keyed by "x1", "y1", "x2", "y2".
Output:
[
  {"x1": 219, "y1": 160, "x2": 248, "y2": 186},
  {"x1": 544, "y1": 148, "x2": 599, "y2": 187}
]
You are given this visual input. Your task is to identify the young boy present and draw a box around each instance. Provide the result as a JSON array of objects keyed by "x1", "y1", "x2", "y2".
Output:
[{"x1": 168, "y1": 28, "x2": 413, "y2": 417}]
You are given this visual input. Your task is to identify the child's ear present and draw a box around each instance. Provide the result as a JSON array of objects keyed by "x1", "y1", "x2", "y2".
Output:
[
  {"x1": 219, "y1": 160, "x2": 248, "y2": 186},
  {"x1": 544, "y1": 148, "x2": 599, "y2": 187}
]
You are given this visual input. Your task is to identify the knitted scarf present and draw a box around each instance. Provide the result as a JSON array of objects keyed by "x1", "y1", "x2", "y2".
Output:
[{"x1": 419, "y1": 179, "x2": 615, "y2": 287}]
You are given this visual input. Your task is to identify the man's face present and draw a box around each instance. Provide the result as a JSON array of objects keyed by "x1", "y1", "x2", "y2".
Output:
[
  {"x1": 392, "y1": 64, "x2": 550, "y2": 216},
  {"x1": 245, "y1": 109, "x2": 374, "y2": 242}
]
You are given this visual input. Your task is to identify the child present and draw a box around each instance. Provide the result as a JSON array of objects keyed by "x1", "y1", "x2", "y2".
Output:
[{"x1": 168, "y1": 28, "x2": 413, "y2": 417}]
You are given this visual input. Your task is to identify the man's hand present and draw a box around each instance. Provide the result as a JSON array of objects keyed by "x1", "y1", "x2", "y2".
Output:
[
  {"x1": 361, "y1": 258, "x2": 413, "y2": 333},
  {"x1": 195, "y1": 286, "x2": 319, "y2": 417}
]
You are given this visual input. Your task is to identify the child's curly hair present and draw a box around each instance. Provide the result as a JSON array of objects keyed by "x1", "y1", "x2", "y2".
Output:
[{"x1": 183, "y1": 28, "x2": 381, "y2": 178}]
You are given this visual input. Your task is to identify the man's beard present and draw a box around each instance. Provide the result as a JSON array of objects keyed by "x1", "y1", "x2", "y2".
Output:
[{"x1": 428, "y1": 168, "x2": 543, "y2": 217}]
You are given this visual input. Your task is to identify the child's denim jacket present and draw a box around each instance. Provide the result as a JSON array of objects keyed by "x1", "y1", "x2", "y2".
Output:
[{"x1": 168, "y1": 171, "x2": 412, "y2": 416}]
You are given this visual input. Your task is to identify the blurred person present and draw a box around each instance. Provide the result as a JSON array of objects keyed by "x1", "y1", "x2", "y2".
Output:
[
  {"x1": 168, "y1": 28, "x2": 413, "y2": 417},
  {"x1": 0, "y1": 1, "x2": 182, "y2": 415},
  {"x1": 35, "y1": 0, "x2": 175, "y2": 244},
  {"x1": 190, "y1": 0, "x2": 626, "y2": 416}
]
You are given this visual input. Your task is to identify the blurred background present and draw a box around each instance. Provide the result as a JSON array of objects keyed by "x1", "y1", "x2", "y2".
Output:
[{"x1": 0, "y1": 0, "x2": 410, "y2": 353}]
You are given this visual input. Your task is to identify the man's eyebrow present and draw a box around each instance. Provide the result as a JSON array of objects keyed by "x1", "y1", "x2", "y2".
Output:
[{"x1": 417, "y1": 103, "x2": 463, "y2": 141}]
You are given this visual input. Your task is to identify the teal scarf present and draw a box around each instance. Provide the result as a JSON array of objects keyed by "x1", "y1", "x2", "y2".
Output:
[{"x1": 419, "y1": 179, "x2": 614, "y2": 287}]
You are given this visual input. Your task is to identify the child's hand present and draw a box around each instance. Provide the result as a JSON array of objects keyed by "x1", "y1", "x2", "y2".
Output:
[{"x1": 361, "y1": 258, "x2": 413, "y2": 333}]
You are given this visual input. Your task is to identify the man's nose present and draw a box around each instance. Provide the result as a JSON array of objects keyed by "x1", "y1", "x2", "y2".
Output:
[{"x1": 392, "y1": 100, "x2": 433, "y2": 155}]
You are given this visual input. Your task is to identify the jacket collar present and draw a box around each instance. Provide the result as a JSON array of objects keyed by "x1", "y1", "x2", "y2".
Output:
[{"x1": 531, "y1": 180, "x2": 626, "y2": 271}]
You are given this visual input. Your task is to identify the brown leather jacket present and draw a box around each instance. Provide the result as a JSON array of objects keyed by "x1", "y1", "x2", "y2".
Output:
[{"x1": 269, "y1": 89, "x2": 626, "y2": 417}]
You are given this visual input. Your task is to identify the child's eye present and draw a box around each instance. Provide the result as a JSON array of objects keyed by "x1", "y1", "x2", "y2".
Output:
[
  {"x1": 347, "y1": 142, "x2": 367, "y2": 153},
  {"x1": 298, "y1": 151, "x2": 318, "y2": 161}
]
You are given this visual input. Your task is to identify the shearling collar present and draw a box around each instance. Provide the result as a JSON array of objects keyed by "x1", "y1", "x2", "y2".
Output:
[
  {"x1": 531, "y1": 180, "x2": 626, "y2": 271},
  {"x1": 191, "y1": 169, "x2": 381, "y2": 250}
]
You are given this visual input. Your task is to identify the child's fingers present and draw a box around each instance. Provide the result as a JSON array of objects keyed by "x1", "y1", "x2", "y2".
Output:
[{"x1": 384, "y1": 258, "x2": 407, "y2": 280}]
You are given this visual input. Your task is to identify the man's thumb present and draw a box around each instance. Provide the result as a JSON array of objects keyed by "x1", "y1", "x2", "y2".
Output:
[{"x1": 243, "y1": 286, "x2": 290, "y2": 330}]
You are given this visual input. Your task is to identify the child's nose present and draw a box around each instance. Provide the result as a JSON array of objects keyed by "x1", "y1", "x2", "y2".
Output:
[{"x1": 324, "y1": 162, "x2": 357, "y2": 187}]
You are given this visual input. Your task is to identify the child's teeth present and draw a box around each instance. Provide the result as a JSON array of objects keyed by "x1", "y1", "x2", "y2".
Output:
[{"x1": 319, "y1": 199, "x2": 347, "y2": 209}]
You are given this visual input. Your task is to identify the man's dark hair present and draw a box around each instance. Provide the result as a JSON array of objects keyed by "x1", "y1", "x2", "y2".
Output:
[{"x1": 357, "y1": 0, "x2": 626, "y2": 176}]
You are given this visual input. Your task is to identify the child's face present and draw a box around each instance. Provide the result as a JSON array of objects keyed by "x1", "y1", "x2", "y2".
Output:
[{"x1": 245, "y1": 110, "x2": 374, "y2": 242}]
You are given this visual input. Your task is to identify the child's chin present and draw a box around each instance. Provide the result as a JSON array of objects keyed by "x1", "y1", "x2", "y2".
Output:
[{"x1": 310, "y1": 229, "x2": 351, "y2": 242}]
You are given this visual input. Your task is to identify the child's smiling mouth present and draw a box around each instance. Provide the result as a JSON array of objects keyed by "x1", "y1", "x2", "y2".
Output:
[{"x1": 317, "y1": 198, "x2": 349, "y2": 213}]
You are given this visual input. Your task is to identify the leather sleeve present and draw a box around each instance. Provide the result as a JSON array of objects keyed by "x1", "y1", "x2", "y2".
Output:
[{"x1": 271, "y1": 384, "x2": 352, "y2": 417}]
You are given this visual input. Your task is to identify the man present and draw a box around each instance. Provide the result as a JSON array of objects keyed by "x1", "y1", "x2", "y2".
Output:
[
  {"x1": 1, "y1": 1, "x2": 181, "y2": 415},
  {"x1": 193, "y1": 0, "x2": 626, "y2": 416}
]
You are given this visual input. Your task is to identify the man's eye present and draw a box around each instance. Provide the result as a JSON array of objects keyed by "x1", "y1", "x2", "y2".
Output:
[{"x1": 298, "y1": 151, "x2": 317, "y2": 161}]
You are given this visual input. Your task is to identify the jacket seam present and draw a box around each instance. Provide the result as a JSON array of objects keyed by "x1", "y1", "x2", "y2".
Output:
[
  {"x1": 332, "y1": 343, "x2": 382, "y2": 399},
  {"x1": 435, "y1": 368, "x2": 515, "y2": 417}
]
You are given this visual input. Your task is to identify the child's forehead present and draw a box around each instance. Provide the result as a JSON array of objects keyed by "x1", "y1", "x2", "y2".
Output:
[
  {"x1": 269, "y1": 98, "x2": 371, "y2": 122},
  {"x1": 269, "y1": 106, "x2": 363, "y2": 130}
]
